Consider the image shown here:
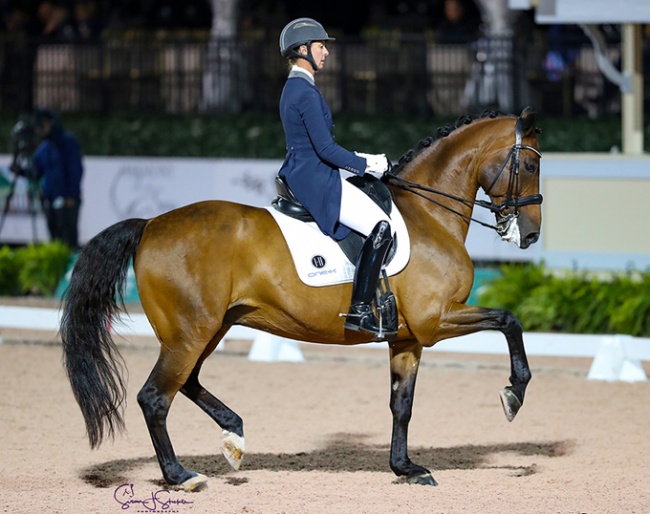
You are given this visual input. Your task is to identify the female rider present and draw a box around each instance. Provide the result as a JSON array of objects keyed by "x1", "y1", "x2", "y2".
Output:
[{"x1": 277, "y1": 18, "x2": 396, "y2": 339}]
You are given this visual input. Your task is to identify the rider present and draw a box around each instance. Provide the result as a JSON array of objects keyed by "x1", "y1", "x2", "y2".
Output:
[{"x1": 277, "y1": 17, "x2": 396, "y2": 339}]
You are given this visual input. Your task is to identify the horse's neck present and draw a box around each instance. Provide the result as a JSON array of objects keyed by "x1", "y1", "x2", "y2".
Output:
[{"x1": 395, "y1": 136, "x2": 481, "y2": 244}]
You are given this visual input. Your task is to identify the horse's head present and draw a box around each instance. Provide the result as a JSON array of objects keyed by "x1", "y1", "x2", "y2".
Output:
[{"x1": 478, "y1": 107, "x2": 542, "y2": 249}]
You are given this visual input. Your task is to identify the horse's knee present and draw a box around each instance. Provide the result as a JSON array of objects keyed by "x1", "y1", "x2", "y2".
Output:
[{"x1": 496, "y1": 309, "x2": 523, "y2": 334}]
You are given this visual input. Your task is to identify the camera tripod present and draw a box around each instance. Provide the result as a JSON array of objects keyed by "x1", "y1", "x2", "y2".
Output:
[{"x1": 0, "y1": 164, "x2": 41, "y2": 244}]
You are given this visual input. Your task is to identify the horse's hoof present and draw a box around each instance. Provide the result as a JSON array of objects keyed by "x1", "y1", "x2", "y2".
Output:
[
  {"x1": 406, "y1": 473, "x2": 438, "y2": 486},
  {"x1": 221, "y1": 430, "x2": 245, "y2": 470},
  {"x1": 181, "y1": 473, "x2": 208, "y2": 492},
  {"x1": 499, "y1": 387, "x2": 522, "y2": 422}
]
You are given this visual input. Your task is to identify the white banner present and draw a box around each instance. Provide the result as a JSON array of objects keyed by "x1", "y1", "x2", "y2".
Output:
[{"x1": 77, "y1": 157, "x2": 280, "y2": 242}]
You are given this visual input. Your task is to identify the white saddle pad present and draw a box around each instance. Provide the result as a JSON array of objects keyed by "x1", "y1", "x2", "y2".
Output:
[{"x1": 265, "y1": 204, "x2": 410, "y2": 287}]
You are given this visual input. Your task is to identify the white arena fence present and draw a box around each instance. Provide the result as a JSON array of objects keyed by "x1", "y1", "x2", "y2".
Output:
[{"x1": 0, "y1": 305, "x2": 647, "y2": 383}]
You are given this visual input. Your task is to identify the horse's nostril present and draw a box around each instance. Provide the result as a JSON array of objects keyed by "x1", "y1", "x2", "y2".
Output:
[{"x1": 522, "y1": 231, "x2": 539, "y2": 248}]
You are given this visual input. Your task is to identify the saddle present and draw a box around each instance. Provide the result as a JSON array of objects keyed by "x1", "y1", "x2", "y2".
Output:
[
  {"x1": 272, "y1": 174, "x2": 396, "y2": 265},
  {"x1": 271, "y1": 174, "x2": 398, "y2": 340}
]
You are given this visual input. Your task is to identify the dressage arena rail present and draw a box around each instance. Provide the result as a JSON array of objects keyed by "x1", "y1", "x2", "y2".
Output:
[{"x1": 0, "y1": 305, "x2": 647, "y2": 383}]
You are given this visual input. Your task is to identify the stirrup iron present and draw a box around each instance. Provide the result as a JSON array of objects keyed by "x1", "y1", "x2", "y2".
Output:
[{"x1": 342, "y1": 271, "x2": 397, "y2": 341}]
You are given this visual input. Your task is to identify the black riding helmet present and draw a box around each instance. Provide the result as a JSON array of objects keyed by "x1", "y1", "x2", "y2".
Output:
[{"x1": 279, "y1": 18, "x2": 335, "y2": 72}]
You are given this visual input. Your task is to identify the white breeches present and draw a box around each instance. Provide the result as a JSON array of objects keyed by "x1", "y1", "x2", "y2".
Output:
[{"x1": 338, "y1": 178, "x2": 394, "y2": 237}]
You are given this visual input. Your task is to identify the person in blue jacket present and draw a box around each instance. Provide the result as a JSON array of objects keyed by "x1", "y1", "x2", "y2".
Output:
[
  {"x1": 278, "y1": 18, "x2": 396, "y2": 339},
  {"x1": 33, "y1": 108, "x2": 83, "y2": 249}
]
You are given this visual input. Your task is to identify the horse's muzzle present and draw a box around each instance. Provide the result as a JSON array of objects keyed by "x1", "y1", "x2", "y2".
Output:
[{"x1": 520, "y1": 230, "x2": 539, "y2": 249}]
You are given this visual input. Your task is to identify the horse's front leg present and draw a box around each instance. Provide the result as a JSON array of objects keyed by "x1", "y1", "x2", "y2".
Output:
[
  {"x1": 437, "y1": 304, "x2": 532, "y2": 421},
  {"x1": 388, "y1": 340, "x2": 437, "y2": 485}
]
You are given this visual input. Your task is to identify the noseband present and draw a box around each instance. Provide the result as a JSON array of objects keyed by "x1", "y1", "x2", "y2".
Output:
[{"x1": 385, "y1": 117, "x2": 543, "y2": 234}]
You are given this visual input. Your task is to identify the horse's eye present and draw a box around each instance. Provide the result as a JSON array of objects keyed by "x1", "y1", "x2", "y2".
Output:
[{"x1": 524, "y1": 162, "x2": 537, "y2": 173}]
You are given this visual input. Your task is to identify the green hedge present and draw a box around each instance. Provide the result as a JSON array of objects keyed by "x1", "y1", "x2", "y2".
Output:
[
  {"x1": 1, "y1": 113, "x2": 648, "y2": 158},
  {"x1": 476, "y1": 262, "x2": 650, "y2": 337},
  {"x1": 0, "y1": 242, "x2": 72, "y2": 296}
]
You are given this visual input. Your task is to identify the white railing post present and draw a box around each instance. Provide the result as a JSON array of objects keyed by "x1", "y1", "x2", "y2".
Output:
[
  {"x1": 247, "y1": 332, "x2": 305, "y2": 363},
  {"x1": 587, "y1": 335, "x2": 648, "y2": 382}
]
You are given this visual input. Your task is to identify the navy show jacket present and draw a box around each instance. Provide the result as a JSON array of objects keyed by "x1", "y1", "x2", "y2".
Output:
[{"x1": 278, "y1": 70, "x2": 366, "y2": 240}]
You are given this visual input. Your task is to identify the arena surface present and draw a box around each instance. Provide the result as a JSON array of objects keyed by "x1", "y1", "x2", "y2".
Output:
[{"x1": 1, "y1": 306, "x2": 649, "y2": 514}]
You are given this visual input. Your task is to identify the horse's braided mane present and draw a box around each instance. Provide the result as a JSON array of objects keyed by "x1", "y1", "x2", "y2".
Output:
[{"x1": 390, "y1": 109, "x2": 506, "y2": 175}]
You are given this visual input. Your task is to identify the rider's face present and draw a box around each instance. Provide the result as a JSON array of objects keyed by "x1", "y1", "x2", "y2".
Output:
[{"x1": 309, "y1": 41, "x2": 329, "y2": 70}]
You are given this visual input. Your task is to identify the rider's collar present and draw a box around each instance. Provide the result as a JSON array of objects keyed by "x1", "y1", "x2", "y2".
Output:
[{"x1": 289, "y1": 65, "x2": 315, "y2": 85}]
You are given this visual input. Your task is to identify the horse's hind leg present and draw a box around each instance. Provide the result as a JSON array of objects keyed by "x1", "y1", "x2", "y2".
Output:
[
  {"x1": 180, "y1": 328, "x2": 245, "y2": 471},
  {"x1": 137, "y1": 344, "x2": 209, "y2": 492}
]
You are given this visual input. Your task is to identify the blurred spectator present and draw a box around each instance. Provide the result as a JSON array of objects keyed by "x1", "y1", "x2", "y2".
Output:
[
  {"x1": 0, "y1": 0, "x2": 213, "y2": 35},
  {"x1": 73, "y1": 0, "x2": 103, "y2": 40},
  {"x1": 37, "y1": 0, "x2": 75, "y2": 39},
  {"x1": 32, "y1": 108, "x2": 83, "y2": 249},
  {"x1": 2, "y1": 5, "x2": 36, "y2": 35},
  {"x1": 544, "y1": 24, "x2": 581, "y2": 82},
  {"x1": 100, "y1": 0, "x2": 146, "y2": 30},
  {"x1": 436, "y1": 0, "x2": 481, "y2": 44},
  {"x1": 142, "y1": 0, "x2": 212, "y2": 31}
]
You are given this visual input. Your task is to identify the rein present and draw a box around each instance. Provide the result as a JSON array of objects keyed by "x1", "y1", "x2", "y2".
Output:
[
  {"x1": 385, "y1": 173, "x2": 502, "y2": 232},
  {"x1": 385, "y1": 117, "x2": 543, "y2": 235}
]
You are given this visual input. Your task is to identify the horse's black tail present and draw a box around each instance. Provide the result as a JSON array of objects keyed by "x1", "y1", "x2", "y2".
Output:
[{"x1": 60, "y1": 218, "x2": 148, "y2": 449}]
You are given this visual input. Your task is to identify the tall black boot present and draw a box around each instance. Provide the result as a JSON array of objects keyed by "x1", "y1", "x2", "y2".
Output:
[{"x1": 344, "y1": 220, "x2": 395, "y2": 339}]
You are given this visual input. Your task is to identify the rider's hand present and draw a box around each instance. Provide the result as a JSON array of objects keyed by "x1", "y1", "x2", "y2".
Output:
[{"x1": 355, "y1": 152, "x2": 389, "y2": 177}]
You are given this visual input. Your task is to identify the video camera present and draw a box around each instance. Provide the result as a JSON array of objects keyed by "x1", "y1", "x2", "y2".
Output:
[{"x1": 9, "y1": 115, "x2": 39, "y2": 182}]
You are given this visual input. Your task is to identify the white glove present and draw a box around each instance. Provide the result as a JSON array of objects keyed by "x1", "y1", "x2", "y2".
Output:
[{"x1": 355, "y1": 152, "x2": 389, "y2": 177}]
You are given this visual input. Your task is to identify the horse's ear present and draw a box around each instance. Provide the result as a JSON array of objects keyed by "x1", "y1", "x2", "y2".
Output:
[{"x1": 518, "y1": 106, "x2": 538, "y2": 137}]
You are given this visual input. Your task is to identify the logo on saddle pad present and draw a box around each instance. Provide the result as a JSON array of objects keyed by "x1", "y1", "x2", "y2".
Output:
[
  {"x1": 311, "y1": 255, "x2": 326, "y2": 268},
  {"x1": 265, "y1": 206, "x2": 411, "y2": 288}
]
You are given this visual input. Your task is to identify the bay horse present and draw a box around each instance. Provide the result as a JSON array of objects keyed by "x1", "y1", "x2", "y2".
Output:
[{"x1": 61, "y1": 107, "x2": 542, "y2": 491}]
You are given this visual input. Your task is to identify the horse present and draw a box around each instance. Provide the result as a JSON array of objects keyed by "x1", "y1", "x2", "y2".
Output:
[{"x1": 60, "y1": 107, "x2": 542, "y2": 491}]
